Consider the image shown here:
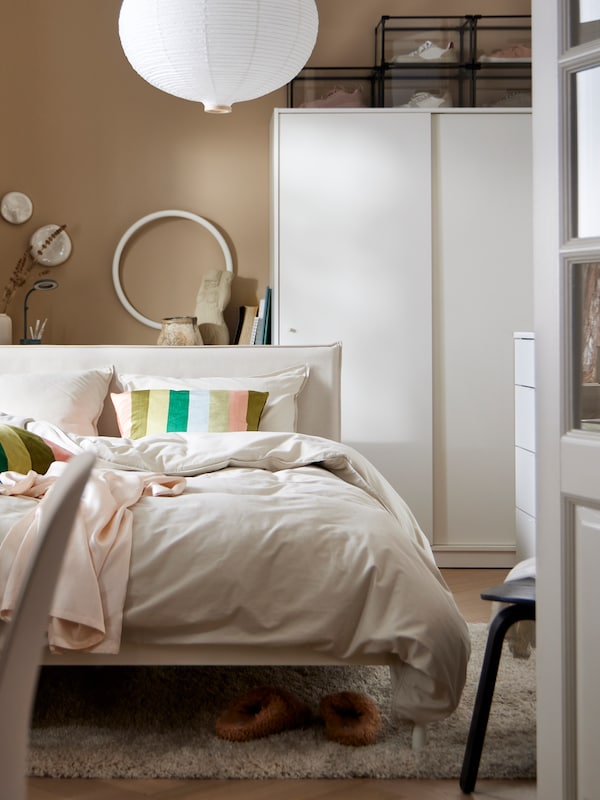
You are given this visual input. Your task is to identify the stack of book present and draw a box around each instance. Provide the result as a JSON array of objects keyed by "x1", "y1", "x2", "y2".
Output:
[{"x1": 233, "y1": 287, "x2": 272, "y2": 345}]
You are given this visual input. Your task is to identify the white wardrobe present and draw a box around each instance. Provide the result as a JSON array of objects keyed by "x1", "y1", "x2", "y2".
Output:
[{"x1": 270, "y1": 108, "x2": 533, "y2": 564}]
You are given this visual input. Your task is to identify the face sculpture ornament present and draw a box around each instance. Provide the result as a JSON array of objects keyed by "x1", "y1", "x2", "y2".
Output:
[{"x1": 194, "y1": 269, "x2": 234, "y2": 345}]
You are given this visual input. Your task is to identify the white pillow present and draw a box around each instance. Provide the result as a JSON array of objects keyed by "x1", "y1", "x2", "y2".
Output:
[
  {"x1": 116, "y1": 365, "x2": 308, "y2": 432},
  {"x1": 0, "y1": 367, "x2": 113, "y2": 435}
]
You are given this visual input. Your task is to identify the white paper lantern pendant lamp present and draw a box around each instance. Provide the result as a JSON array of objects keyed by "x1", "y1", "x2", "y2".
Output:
[{"x1": 119, "y1": 0, "x2": 318, "y2": 114}]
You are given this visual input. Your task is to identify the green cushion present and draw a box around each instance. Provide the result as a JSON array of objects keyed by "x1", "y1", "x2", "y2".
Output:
[{"x1": 0, "y1": 424, "x2": 56, "y2": 474}]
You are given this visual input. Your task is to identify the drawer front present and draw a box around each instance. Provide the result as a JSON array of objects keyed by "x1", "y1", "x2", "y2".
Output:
[
  {"x1": 515, "y1": 446, "x2": 536, "y2": 517},
  {"x1": 516, "y1": 507, "x2": 536, "y2": 560},
  {"x1": 515, "y1": 385, "x2": 536, "y2": 452},
  {"x1": 515, "y1": 336, "x2": 535, "y2": 387}
]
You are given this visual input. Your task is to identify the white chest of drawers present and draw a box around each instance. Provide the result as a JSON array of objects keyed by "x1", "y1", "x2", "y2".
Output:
[{"x1": 514, "y1": 332, "x2": 536, "y2": 560}]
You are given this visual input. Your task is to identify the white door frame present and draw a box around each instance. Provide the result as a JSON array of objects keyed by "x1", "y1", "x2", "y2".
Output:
[{"x1": 534, "y1": 2, "x2": 600, "y2": 797}]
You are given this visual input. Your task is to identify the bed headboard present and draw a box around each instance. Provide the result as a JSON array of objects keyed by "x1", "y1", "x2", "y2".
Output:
[{"x1": 0, "y1": 343, "x2": 342, "y2": 440}]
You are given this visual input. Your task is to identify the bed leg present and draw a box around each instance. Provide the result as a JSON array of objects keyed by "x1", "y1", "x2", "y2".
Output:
[{"x1": 411, "y1": 723, "x2": 427, "y2": 751}]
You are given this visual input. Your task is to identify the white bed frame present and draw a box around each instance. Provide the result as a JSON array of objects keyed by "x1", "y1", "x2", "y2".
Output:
[
  {"x1": 0, "y1": 343, "x2": 341, "y2": 443},
  {"x1": 0, "y1": 343, "x2": 345, "y2": 662},
  {"x1": 0, "y1": 342, "x2": 428, "y2": 747}
]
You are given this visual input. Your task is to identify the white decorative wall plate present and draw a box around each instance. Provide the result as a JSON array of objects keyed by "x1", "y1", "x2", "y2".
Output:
[
  {"x1": 30, "y1": 224, "x2": 72, "y2": 266},
  {"x1": 1, "y1": 191, "x2": 33, "y2": 224}
]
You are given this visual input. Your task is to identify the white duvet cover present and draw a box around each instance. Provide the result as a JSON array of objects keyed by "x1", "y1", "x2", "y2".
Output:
[{"x1": 0, "y1": 420, "x2": 470, "y2": 724}]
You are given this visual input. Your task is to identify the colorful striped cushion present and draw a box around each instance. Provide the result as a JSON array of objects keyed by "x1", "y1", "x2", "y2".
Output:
[
  {"x1": 0, "y1": 424, "x2": 56, "y2": 474},
  {"x1": 111, "y1": 389, "x2": 269, "y2": 439}
]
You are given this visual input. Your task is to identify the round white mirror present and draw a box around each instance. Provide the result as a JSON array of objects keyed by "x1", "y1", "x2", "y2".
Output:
[{"x1": 112, "y1": 209, "x2": 234, "y2": 330}]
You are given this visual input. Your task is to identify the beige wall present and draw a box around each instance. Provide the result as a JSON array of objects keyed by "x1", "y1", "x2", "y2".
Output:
[{"x1": 0, "y1": 0, "x2": 529, "y2": 345}]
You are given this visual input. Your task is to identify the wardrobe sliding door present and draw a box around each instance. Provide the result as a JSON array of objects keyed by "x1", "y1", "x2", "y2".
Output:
[
  {"x1": 432, "y1": 111, "x2": 533, "y2": 557},
  {"x1": 272, "y1": 110, "x2": 433, "y2": 537}
]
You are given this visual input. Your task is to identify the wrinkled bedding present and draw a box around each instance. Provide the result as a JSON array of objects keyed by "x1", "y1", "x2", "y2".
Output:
[
  {"x1": 0, "y1": 465, "x2": 185, "y2": 653},
  {"x1": 0, "y1": 417, "x2": 470, "y2": 723}
]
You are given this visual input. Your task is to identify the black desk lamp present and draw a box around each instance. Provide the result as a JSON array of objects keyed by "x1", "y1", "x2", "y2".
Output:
[{"x1": 21, "y1": 278, "x2": 58, "y2": 344}]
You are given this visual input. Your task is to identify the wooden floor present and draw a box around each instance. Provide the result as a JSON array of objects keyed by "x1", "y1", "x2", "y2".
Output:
[{"x1": 26, "y1": 568, "x2": 536, "y2": 800}]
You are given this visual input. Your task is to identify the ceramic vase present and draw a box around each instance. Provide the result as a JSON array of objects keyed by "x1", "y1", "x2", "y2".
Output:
[
  {"x1": 157, "y1": 316, "x2": 203, "y2": 346},
  {"x1": 0, "y1": 313, "x2": 13, "y2": 345}
]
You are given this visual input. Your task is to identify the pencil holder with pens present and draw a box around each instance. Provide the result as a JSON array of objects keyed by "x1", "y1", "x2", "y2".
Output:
[{"x1": 20, "y1": 317, "x2": 47, "y2": 344}]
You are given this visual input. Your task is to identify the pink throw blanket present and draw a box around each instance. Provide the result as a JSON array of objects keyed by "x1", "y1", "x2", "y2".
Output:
[{"x1": 0, "y1": 462, "x2": 185, "y2": 653}]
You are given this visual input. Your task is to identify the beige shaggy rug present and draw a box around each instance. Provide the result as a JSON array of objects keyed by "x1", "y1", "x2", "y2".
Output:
[{"x1": 28, "y1": 623, "x2": 536, "y2": 780}]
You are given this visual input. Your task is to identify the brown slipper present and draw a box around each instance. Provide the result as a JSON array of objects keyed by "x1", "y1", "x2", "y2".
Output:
[
  {"x1": 319, "y1": 691, "x2": 381, "y2": 746},
  {"x1": 215, "y1": 685, "x2": 312, "y2": 741}
]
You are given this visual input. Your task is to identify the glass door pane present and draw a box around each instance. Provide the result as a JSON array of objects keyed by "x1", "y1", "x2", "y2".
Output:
[
  {"x1": 571, "y1": 261, "x2": 600, "y2": 430},
  {"x1": 571, "y1": 0, "x2": 600, "y2": 46},
  {"x1": 573, "y1": 65, "x2": 600, "y2": 237}
]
